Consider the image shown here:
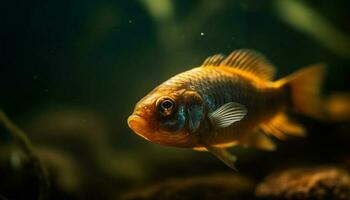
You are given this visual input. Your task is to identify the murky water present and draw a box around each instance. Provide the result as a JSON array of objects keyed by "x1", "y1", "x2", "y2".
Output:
[{"x1": 1, "y1": 1, "x2": 350, "y2": 199}]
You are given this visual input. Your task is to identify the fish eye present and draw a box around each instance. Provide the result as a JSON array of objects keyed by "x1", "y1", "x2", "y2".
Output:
[
  {"x1": 157, "y1": 97, "x2": 175, "y2": 116},
  {"x1": 161, "y1": 99, "x2": 173, "y2": 109}
]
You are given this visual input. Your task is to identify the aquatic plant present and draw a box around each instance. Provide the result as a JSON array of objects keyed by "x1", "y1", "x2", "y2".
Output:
[{"x1": 0, "y1": 110, "x2": 49, "y2": 200}]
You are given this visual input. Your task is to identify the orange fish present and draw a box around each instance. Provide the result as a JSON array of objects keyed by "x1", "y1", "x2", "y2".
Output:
[{"x1": 128, "y1": 49, "x2": 326, "y2": 169}]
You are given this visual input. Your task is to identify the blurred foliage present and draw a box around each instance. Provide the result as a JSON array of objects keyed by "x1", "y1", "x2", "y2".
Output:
[{"x1": 0, "y1": 111, "x2": 49, "y2": 200}]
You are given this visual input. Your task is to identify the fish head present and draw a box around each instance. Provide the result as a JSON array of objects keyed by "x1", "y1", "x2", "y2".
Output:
[{"x1": 128, "y1": 87, "x2": 205, "y2": 147}]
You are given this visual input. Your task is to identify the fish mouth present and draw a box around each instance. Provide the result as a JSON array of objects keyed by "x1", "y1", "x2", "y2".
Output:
[{"x1": 127, "y1": 114, "x2": 152, "y2": 141}]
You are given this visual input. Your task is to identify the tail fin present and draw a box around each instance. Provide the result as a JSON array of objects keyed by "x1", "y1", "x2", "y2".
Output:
[
  {"x1": 278, "y1": 64, "x2": 326, "y2": 119},
  {"x1": 324, "y1": 92, "x2": 350, "y2": 121}
]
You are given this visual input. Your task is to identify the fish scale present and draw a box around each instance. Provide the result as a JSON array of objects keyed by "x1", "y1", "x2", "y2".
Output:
[
  {"x1": 156, "y1": 64, "x2": 286, "y2": 146},
  {"x1": 173, "y1": 67, "x2": 279, "y2": 145},
  {"x1": 187, "y1": 67, "x2": 269, "y2": 114}
]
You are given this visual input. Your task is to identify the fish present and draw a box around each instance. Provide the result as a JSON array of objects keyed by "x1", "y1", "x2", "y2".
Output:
[{"x1": 127, "y1": 49, "x2": 326, "y2": 170}]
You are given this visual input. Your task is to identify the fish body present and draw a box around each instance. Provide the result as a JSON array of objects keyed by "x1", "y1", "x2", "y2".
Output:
[
  {"x1": 128, "y1": 49, "x2": 325, "y2": 169},
  {"x1": 158, "y1": 66, "x2": 286, "y2": 146}
]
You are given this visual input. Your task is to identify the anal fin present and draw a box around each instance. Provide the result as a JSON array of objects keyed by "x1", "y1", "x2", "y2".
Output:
[
  {"x1": 192, "y1": 147, "x2": 207, "y2": 151},
  {"x1": 260, "y1": 113, "x2": 306, "y2": 140},
  {"x1": 193, "y1": 141, "x2": 238, "y2": 151},
  {"x1": 240, "y1": 130, "x2": 276, "y2": 151},
  {"x1": 204, "y1": 145, "x2": 238, "y2": 171}
]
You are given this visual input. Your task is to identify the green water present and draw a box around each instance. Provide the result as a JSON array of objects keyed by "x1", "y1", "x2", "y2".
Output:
[{"x1": 1, "y1": 0, "x2": 349, "y2": 199}]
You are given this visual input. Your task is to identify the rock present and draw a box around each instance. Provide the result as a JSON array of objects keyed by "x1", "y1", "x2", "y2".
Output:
[
  {"x1": 121, "y1": 173, "x2": 255, "y2": 200},
  {"x1": 255, "y1": 166, "x2": 350, "y2": 200}
]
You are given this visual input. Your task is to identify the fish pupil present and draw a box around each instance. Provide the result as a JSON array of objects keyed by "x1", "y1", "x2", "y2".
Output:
[
  {"x1": 157, "y1": 97, "x2": 175, "y2": 116},
  {"x1": 162, "y1": 100, "x2": 173, "y2": 110}
]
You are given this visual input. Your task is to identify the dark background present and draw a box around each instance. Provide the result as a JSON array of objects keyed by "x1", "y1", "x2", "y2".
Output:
[{"x1": 1, "y1": 0, "x2": 349, "y2": 199}]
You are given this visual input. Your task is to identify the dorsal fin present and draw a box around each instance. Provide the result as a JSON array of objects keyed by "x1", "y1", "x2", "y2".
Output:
[
  {"x1": 202, "y1": 49, "x2": 276, "y2": 81},
  {"x1": 202, "y1": 54, "x2": 225, "y2": 66}
]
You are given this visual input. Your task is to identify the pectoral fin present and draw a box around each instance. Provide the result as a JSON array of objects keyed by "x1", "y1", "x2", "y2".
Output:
[
  {"x1": 204, "y1": 144, "x2": 238, "y2": 171},
  {"x1": 209, "y1": 102, "x2": 247, "y2": 129}
]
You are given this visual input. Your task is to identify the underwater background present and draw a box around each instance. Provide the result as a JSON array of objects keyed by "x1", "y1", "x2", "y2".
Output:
[{"x1": 1, "y1": 0, "x2": 350, "y2": 199}]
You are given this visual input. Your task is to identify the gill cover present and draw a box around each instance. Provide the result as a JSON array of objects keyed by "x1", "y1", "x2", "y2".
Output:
[
  {"x1": 184, "y1": 91, "x2": 204, "y2": 133},
  {"x1": 158, "y1": 104, "x2": 186, "y2": 132}
]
